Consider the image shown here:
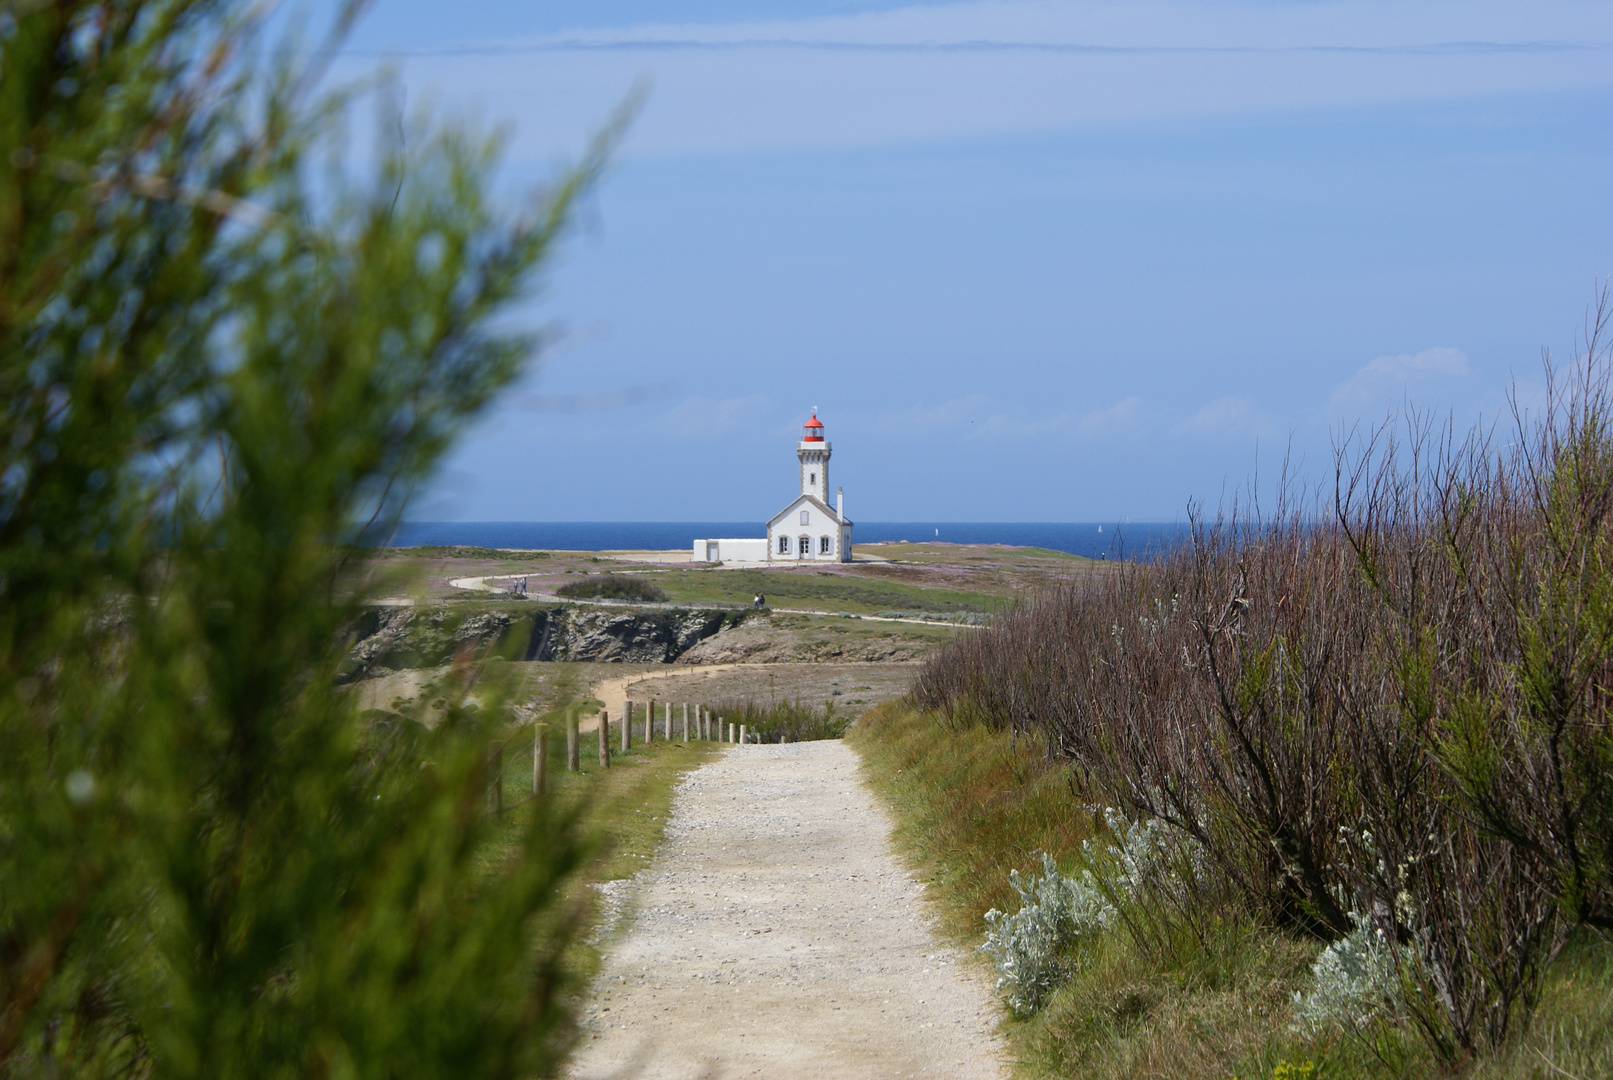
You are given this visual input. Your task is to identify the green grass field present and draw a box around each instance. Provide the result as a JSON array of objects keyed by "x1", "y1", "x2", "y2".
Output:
[
  {"x1": 651, "y1": 566, "x2": 1003, "y2": 615},
  {"x1": 361, "y1": 541, "x2": 1110, "y2": 613},
  {"x1": 853, "y1": 542, "x2": 1089, "y2": 565}
]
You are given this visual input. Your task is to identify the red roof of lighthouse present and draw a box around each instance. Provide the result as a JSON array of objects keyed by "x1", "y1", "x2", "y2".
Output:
[{"x1": 804, "y1": 414, "x2": 823, "y2": 429}]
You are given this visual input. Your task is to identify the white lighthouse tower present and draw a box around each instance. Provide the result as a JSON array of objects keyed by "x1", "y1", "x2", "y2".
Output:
[
  {"x1": 798, "y1": 413, "x2": 829, "y2": 503},
  {"x1": 765, "y1": 413, "x2": 853, "y2": 562}
]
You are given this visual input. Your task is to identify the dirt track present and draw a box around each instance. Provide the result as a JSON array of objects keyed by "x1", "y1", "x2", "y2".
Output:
[{"x1": 568, "y1": 740, "x2": 1008, "y2": 1080}]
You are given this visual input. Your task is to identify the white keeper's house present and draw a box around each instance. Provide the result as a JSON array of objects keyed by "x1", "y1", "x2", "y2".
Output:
[{"x1": 692, "y1": 413, "x2": 853, "y2": 564}]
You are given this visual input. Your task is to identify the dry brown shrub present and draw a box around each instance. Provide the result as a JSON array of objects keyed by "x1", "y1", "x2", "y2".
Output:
[{"x1": 911, "y1": 294, "x2": 1613, "y2": 1057}]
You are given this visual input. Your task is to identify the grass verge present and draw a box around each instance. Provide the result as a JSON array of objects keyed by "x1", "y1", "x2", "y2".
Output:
[
  {"x1": 849, "y1": 704, "x2": 1613, "y2": 1080},
  {"x1": 846, "y1": 702, "x2": 1091, "y2": 943}
]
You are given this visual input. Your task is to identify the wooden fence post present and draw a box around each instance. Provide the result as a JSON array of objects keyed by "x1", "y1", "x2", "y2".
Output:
[
  {"x1": 566, "y1": 710, "x2": 579, "y2": 772},
  {"x1": 728, "y1": 721, "x2": 734, "y2": 744},
  {"x1": 534, "y1": 723, "x2": 547, "y2": 797},
  {"x1": 739, "y1": 724, "x2": 746, "y2": 745},
  {"x1": 490, "y1": 744, "x2": 504, "y2": 818},
  {"x1": 622, "y1": 700, "x2": 631, "y2": 753},
  {"x1": 599, "y1": 708, "x2": 611, "y2": 768},
  {"x1": 682, "y1": 703, "x2": 689, "y2": 743},
  {"x1": 645, "y1": 698, "x2": 654, "y2": 744}
]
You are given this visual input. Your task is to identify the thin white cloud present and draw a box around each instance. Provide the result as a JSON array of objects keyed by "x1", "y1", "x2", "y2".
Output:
[
  {"x1": 379, "y1": 2, "x2": 1613, "y2": 56},
  {"x1": 872, "y1": 395, "x2": 993, "y2": 435},
  {"x1": 872, "y1": 394, "x2": 1143, "y2": 440},
  {"x1": 1176, "y1": 395, "x2": 1271, "y2": 438},
  {"x1": 1075, "y1": 395, "x2": 1145, "y2": 438},
  {"x1": 357, "y1": 1, "x2": 1613, "y2": 158},
  {"x1": 667, "y1": 394, "x2": 770, "y2": 437},
  {"x1": 1327, "y1": 346, "x2": 1471, "y2": 413},
  {"x1": 966, "y1": 395, "x2": 1143, "y2": 439}
]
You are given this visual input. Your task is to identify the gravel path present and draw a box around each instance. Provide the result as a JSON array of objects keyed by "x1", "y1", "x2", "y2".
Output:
[{"x1": 569, "y1": 740, "x2": 1008, "y2": 1080}]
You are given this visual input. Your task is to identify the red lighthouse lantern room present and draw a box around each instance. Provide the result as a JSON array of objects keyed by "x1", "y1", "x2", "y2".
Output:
[{"x1": 802, "y1": 413, "x2": 825, "y2": 442}]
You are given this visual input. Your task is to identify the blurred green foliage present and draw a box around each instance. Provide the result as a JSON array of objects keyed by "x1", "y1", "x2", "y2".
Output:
[{"x1": 0, "y1": 1, "x2": 621, "y2": 1075}]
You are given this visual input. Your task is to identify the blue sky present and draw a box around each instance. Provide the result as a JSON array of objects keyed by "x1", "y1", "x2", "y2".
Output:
[{"x1": 326, "y1": 1, "x2": 1613, "y2": 521}]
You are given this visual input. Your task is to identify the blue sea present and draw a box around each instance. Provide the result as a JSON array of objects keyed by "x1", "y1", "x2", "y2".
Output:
[{"x1": 382, "y1": 522, "x2": 1190, "y2": 561}]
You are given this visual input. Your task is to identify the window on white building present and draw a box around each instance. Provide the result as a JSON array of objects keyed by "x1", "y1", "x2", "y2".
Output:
[
  {"x1": 819, "y1": 536, "x2": 831, "y2": 553},
  {"x1": 799, "y1": 510, "x2": 809, "y2": 525},
  {"x1": 778, "y1": 535, "x2": 789, "y2": 554},
  {"x1": 809, "y1": 472, "x2": 815, "y2": 485},
  {"x1": 798, "y1": 536, "x2": 810, "y2": 555}
]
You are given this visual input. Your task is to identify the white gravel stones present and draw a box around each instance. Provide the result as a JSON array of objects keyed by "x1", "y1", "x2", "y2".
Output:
[{"x1": 569, "y1": 740, "x2": 1007, "y2": 1080}]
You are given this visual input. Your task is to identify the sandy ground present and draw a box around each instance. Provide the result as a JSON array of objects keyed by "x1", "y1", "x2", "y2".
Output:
[
  {"x1": 568, "y1": 741, "x2": 1008, "y2": 1080},
  {"x1": 580, "y1": 665, "x2": 744, "y2": 735},
  {"x1": 353, "y1": 665, "x2": 448, "y2": 713}
]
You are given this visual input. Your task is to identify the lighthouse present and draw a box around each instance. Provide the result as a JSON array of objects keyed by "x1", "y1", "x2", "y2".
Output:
[
  {"x1": 690, "y1": 412, "x2": 854, "y2": 564},
  {"x1": 765, "y1": 413, "x2": 853, "y2": 562}
]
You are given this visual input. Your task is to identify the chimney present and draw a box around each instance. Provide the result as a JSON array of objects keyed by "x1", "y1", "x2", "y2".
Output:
[{"x1": 837, "y1": 486, "x2": 844, "y2": 520}]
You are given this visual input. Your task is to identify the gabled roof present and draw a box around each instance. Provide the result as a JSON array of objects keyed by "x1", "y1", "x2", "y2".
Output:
[{"x1": 765, "y1": 493, "x2": 851, "y2": 529}]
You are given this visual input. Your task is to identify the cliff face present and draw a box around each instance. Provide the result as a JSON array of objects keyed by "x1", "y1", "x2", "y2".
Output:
[
  {"x1": 542, "y1": 608, "x2": 731, "y2": 662},
  {"x1": 343, "y1": 605, "x2": 742, "y2": 679}
]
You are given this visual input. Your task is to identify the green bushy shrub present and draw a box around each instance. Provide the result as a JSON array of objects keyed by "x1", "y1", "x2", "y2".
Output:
[
  {"x1": 556, "y1": 574, "x2": 668, "y2": 602},
  {"x1": 0, "y1": 3, "x2": 627, "y2": 1075}
]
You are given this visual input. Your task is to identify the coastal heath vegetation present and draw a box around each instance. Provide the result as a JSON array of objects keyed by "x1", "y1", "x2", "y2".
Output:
[
  {"x1": 887, "y1": 294, "x2": 1613, "y2": 1076},
  {"x1": 700, "y1": 697, "x2": 851, "y2": 742},
  {"x1": 0, "y1": 1, "x2": 627, "y2": 1075},
  {"x1": 555, "y1": 573, "x2": 669, "y2": 603}
]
